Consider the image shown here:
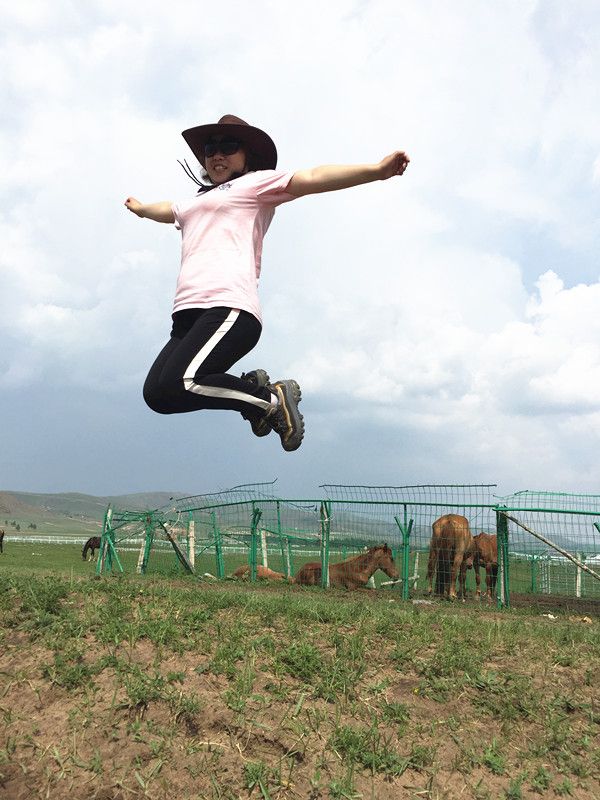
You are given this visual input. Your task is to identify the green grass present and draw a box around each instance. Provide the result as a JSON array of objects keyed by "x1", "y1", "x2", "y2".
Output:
[
  {"x1": 0, "y1": 565, "x2": 599, "y2": 799},
  {"x1": 0, "y1": 541, "x2": 98, "y2": 576},
  {"x1": 6, "y1": 534, "x2": 599, "y2": 604},
  {"x1": 0, "y1": 540, "x2": 190, "y2": 579}
]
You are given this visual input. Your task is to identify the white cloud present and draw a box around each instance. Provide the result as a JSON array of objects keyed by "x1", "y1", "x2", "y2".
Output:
[{"x1": 2, "y1": 0, "x2": 600, "y2": 493}]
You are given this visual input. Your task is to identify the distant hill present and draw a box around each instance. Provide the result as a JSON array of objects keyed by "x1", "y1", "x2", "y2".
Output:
[
  {"x1": 0, "y1": 490, "x2": 186, "y2": 539},
  {"x1": 0, "y1": 491, "x2": 184, "y2": 521}
]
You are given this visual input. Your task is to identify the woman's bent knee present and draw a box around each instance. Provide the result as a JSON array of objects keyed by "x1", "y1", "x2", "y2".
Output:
[{"x1": 143, "y1": 387, "x2": 175, "y2": 414}]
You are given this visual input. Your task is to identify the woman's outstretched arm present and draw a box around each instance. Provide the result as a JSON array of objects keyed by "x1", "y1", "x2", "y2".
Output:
[
  {"x1": 286, "y1": 151, "x2": 410, "y2": 197},
  {"x1": 125, "y1": 197, "x2": 175, "y2": 223}
]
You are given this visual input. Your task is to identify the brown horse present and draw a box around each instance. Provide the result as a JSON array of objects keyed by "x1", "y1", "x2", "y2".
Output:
[
  {"x1": 472, "y1": 533, "x2": 498, "y2": 600},
  {"x1": 232, "y1": 564, "x2": 292, "y2": 582},
  {"x1": 0, "y1": 528, "x2": 4, "y2": 554},
  {"x1": 294, "y1": 544, "x2": 399, "y2": 590},
  {"x1": 82, "y1": 536, "x2": 101, "y2": 561},
  {"x1": 427, "y1": 514, "x2": 474, "y2": 600}
]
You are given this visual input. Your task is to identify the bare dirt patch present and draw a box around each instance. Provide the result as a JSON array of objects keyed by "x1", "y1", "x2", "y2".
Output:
[{"x1": 1, "y1": 577, "x2": 598, "y2": 799}]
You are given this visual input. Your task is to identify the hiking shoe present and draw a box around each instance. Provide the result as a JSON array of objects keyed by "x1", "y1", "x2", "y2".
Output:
[
  {"x1": 267, "y1": 380, "x2": 304, "y2": 452},
  {"x1": 240, "y1": 369, "x2": 270, "y2": 389},
  {"x1": 240, "y1": 369, "x2": 271, "y2": 437}
]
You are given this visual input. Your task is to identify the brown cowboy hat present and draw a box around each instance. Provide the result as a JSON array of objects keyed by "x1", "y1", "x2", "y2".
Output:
[{"x1": 182, "y1": 114, "x2": 277, "y2": 170}]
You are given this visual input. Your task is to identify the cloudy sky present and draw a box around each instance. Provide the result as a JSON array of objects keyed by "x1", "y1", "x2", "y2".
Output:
[{"x1": 1, "y1": 0, "x2": 600, "y2": 499}]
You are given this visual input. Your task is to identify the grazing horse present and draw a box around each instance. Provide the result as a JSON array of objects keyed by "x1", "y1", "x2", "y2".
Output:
[
  {"x1": 82, "y1": 536, "x2": 101, "y2": 561},
  {"x1": 427, "y1": 515, "x2": 474, "y2": 600},
  {"x1": 232, "y1": 564, "x2": 292, "y2": 582},
  {"x1": 472, "y1": 533, "x2": 498, "y2": 600},
  {"x1": 0, "y1": 528, "x2": 4, "y2": 554},
  {"x1": 294, "y1": 544, "x2": 399, "y2": 590}
]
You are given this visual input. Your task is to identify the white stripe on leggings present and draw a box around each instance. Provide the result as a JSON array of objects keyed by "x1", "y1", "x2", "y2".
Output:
[{"x1": 182, "y1": 309, "x2": 272, "y2": 412}]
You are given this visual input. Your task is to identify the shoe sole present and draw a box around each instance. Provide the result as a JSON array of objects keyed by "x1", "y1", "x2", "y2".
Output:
[
  {"x1": 252, "y1": 418, "x2": 271, "y2": 437},
  {"x1": 271, "y1": 380, "x2": 304, "y2": 451}
]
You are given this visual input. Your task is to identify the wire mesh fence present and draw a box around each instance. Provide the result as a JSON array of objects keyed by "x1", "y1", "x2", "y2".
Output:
[
  {"x1": 95, "y1": 509, "x2": 191, "y2": 577},
  {"x1": 320, "y1": 483, "x2": 498, "y2": 595},
  {"x1": 96, "y1": 484, "x2": 600, "y2": 611},
  {"x1": 496, "y1": 490, "x2": 600, "y2": 603}
]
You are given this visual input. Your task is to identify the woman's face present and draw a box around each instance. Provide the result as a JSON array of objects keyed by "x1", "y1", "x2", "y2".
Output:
[{"x1": 204, "y1": 137, "x2": 247, "y2": 184}]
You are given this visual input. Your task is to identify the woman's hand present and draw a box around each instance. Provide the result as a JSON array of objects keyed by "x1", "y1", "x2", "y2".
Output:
[
  {"x1": 125, "y1": 197, "x2": 145, "y2": 217},
  {"x1": 377, "y1": 151, "x2": 410, "y2": 180},
  {"x1": 124, "y1": 198, "x2": 175, "y2": 223}
]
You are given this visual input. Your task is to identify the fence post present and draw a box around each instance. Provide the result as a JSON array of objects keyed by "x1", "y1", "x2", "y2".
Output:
[
  {"x1": 261, "y1": 529, "x2": 268, "y2": 567},
  {"x1": 136, "y1": 537, "x2": 146, "y2": 574},
  {"x1": 250, "y1": 506, "x2": 262, "y2": 582},
  {"x1": 98, "y1": 508, "x2": 124, "y2": 575},
  {"x1": 276, "y1": 501, "x2": 290, "y2": 578},
  {"x1": 540, "y1": 557, "x2": 550, "y2": 594},
  {"x1": 212, "y1": 511, "x2": 224, "y2": 579},
  {"x1": 576, "y1": 553, "x2": 582, "y2": 598},
  {"x1": 530, "y1": 556, "x2": 537, "y2": 594},
  {"x1": 394, "y1": 507, "x2": 413, "y2": 600},
  {"x1": 412, "y1": 552, "x2": 420, "y2": 591},
  {"x1": 495, "y1": 508, "x2": 510, "y2": 608},
  {"x1": 187, "y1": 512, "x2": 195, "y2": 571},
  {"x1": 97, "y1": 507, "x2": 110, "y2": 576},
  {"x1": 320, "y1": 501, "x2": 331, "y2": 589},
  {"x1": 139, "y1": 514, "x2": 154, "y2": 575},
  {"x1": 281, "y1": 536, "x2": 291, "y2": 578}
]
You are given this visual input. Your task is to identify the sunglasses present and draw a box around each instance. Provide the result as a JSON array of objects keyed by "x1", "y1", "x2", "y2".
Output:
[{"x1": 204, "y1": 140, "x2": 242, "y2": 158}]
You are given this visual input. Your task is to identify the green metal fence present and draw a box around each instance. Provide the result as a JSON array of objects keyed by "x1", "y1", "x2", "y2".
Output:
[
  {"x1": 96, "y1": 483, "x2": 600, "y2": 610},
  {"x1": 495, "y1": 490, "x2": 600, "y2": 603}
]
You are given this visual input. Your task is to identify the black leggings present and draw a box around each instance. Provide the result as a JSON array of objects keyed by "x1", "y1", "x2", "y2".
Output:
[{"x1": 143, "y1": 307, "x2": 272, "y2": 420}]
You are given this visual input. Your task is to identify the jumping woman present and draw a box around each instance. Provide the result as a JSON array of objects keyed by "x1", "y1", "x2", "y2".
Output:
[{"x1": 125, "y1": 115, "x2": 409, "y2": 451}]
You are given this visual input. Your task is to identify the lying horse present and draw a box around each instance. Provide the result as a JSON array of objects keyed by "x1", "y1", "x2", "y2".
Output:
[
  {"x1": 294, "y1": 544, "x2": 399, "y2": 590},
  {"x1": 0, "y1": 529, "x2": 4, "y2": 554},
  {"x1": 82, "y1": 535, "x2": 101, "y2": 561},
  {"x1": 232, "y1": 564, "x2": 292, "y2": 582},
  {"x1": 472, "y1": 532, "x2": 498, "y2": 600},
  {"x1": 427, "y1": 514, "x2": 474, "y2": 600}
]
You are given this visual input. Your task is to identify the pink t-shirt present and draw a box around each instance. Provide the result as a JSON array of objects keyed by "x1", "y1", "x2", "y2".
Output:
[{"x1": 171, "y1": 170, "x2": 296, "y2": 323}]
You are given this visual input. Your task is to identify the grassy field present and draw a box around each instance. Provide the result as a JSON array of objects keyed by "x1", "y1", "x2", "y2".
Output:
[
  {"x1": 1, "y1": 542, "x2": 101, "y2": 577},
  {"x1": 1, "y1": 548, "x2": 599, "y2": 800},
  {"x1": 0, "y1": 515, "x2": 102, "y2": 542},
  {"x1": 3, "y1": 539, "x2": 599, "y2": 603}
]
